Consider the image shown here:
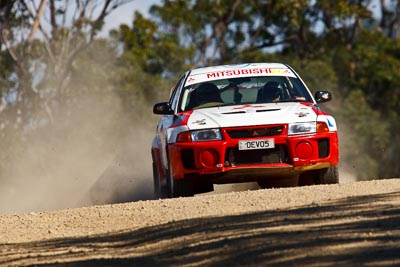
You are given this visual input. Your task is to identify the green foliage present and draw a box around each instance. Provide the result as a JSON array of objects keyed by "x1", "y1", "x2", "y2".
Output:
[
  {"x1": 352, "y1": 31, "x2": 400, "y2": 111},
  {"x1": 112, "y1": 11, "x2": 194, "y2": 76}
]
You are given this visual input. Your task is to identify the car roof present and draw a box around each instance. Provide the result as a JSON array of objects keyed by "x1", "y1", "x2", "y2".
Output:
[{"x1": 189, "y1": 63, "x2": 289, "y2": 76}]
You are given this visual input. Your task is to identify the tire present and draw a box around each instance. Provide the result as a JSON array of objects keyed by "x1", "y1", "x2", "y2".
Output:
[
  {"x1": 164, "y1": 147, "x2": 195, "y2": 198},
  {"x1": 152, "y1": 162, "x2": 168, "y2": 199},
  {"x1": 166, "y1": 162, "x2": 194, "y2": 198},
  {"x1": 313, "y1": 166, "x2": 339, "y2": 184},
  {"x1": 300, "y1": 166, "x2": 339, "y2": 185}
]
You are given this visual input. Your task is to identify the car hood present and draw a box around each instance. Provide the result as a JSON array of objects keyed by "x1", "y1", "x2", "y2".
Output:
[{"x1": 186, "y1": 103, "x2": 317, "y2": 130}]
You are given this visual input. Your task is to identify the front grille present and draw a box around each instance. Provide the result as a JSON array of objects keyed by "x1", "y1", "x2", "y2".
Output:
[
  {"x1": 226, "y1": 126, "x2": 284, "y2": 139},
  {"x1": 224, "y1": 145, "x2": 289, "y2": 166}
]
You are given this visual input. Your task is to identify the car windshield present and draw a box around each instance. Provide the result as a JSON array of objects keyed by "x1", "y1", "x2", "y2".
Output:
[{"x1": 180, "y1": 76, "x2": 313, "y2": 111}]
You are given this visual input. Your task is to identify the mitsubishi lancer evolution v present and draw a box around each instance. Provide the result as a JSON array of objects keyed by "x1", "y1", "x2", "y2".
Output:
[{"x1": 151, "y1": 63, "x2": 339, "y2": 198}]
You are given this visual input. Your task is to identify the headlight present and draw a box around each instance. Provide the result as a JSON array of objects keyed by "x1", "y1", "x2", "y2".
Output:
[
  {"x1": 288, "y1": 122, "x2": 316, "y2": 135},
  {"x1": 191, "y1": 129, "x2": 222, "y2": 141}
]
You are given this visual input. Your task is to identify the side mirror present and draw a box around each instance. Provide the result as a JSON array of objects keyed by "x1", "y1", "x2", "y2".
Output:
[
  {"x1": 153, "y1": 102, "x2": 173, "y2": 115},
  {"x1": 314, "y1": 90, "x2": 332, "y2": 104}
]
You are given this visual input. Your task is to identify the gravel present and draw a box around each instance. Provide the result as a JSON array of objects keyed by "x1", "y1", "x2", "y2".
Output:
[{"x1": 1, "y1": 179, "x2": 399, "y2": 244}]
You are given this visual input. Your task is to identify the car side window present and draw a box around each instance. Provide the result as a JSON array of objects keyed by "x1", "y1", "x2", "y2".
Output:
[{"x1": 169, "y1": 74, "x2": 187, "y2": 112}]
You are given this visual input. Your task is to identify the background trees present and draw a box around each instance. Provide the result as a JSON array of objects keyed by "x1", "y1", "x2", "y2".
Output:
[
  {"x1": 0, "y1": 0, "x2": 399, "y2": 212},
  {"x1": 115, "y1": 0, "x2": 399, "y2": 180}
]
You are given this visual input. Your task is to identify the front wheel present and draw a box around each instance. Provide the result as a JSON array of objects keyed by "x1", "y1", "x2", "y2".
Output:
[
  {"x1": 166, "y1": 163, "x2": 194, "y2": 198},
  {"x1": 314, "y1": 166, "x2": 339, "y2": 184},
  {"x1": 153, "y1": 162, "x2": 168, "y2": 199},
  {"x1": 299, "y1": 166, "x2": 339, "y2": 185}
]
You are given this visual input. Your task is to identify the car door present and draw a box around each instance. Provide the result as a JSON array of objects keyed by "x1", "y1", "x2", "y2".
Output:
[{"x1": 156, "y1": 73, "x2": 188, "y2": 172}]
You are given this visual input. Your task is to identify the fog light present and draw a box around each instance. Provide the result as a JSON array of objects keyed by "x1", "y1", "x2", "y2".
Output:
[
  {"x1": 200, "y1": 149, "x2": 219, "y2": 167},
  {"x1": 295, "y1": 141, "x2": 313, "y2": 159}
]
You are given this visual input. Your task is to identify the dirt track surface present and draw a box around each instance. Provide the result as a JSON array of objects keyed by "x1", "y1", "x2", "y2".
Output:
[{"x1": 1, "y1": 179, "x2": 400, "y2": 266}]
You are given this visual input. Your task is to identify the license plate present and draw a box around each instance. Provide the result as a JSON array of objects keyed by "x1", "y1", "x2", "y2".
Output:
[{"x1": 238, "y1": 139, "x2": 275, "y2": 150}]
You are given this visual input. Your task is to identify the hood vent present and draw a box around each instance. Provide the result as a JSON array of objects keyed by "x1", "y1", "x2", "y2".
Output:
[
  {"x1": 256, "y1": 108, "x2": 281, "y2": 113},
  {"x1": 222, "y1": 111, "x2": 246, "y2": 114},
  {"x1": 222, "y1": 108, "x2": 281, "y2": 115}
]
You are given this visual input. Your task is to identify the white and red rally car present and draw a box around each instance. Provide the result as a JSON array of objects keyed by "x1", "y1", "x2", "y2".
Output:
[{"x1": 151, "y1": 63, "x2": 339, "y2": 198}]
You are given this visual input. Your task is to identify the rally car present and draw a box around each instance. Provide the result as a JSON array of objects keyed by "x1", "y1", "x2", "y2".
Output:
[{"x1": 151, "y1": 63, "x2": 339, "y2": 198}]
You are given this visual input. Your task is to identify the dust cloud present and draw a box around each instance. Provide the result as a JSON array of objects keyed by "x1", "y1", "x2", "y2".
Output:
[
  {"x1": 337, "y1": 126, "x2": 358, "y2": 184},
  {"x1": 0, "y1": 93, "x2": 156, "y2": 215},
  {"x1": 0, "y1": 92, "x2": 358, "y2": 215}
]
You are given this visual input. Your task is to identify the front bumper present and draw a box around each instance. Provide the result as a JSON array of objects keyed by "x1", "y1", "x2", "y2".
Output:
[{"x1": 168, "y1": 124, "x2": 339, "y2": 183}]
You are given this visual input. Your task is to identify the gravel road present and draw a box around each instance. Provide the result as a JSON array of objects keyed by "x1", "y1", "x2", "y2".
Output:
[{"x1": 1, "y1": 178, "x2": 400, "y2": 266}]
